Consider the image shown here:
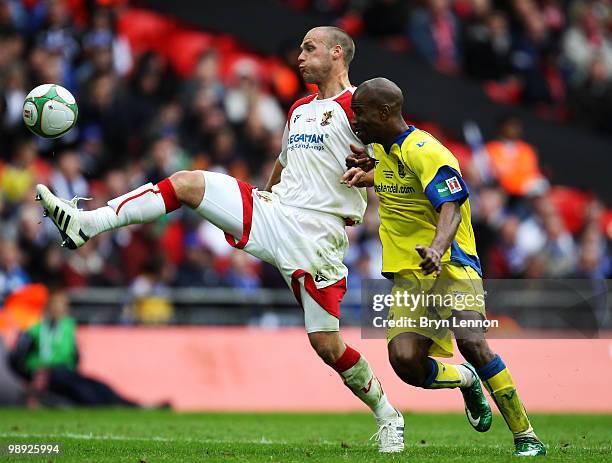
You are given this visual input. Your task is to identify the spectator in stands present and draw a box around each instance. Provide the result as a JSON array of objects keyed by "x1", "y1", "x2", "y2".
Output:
[
  {"x1": 539, "y1": 211, "x2": 577, "y2": 277},
  {"x1": 79, "y1": 71, "x2": 130, "y2": 157},
  {"x1": 8, "y1": 285, "x2": 140, "y2": 407},
  {"x1": 224, "y1": 251, "x2": 261, "y2": 293},
  {"x1": 0, "y1": 139, "x2": 44, "y2": 208},
  {"x1": 510, "y1": 2, "x2": 560, "y2": 105},
  {"x1": 82, "y1": 6, "x2": 132, "y2": 78},
  {"x1": 487, "y1": 214, "x2": 527, "y2": 277},
  {"x1": 485, "y1": 115, "x2": 548, "y2": 198},
  {"x1": 515, "y1": 196, "x2": 549, "y2": 258},
  {"x1": 472, "y1": 185, "x2": 507, "y2": 271},
  {"x1": 32, "y1": 246, "x2": 64, "y2": 286},
  {"x1": 410, "y1": 0, "x2": 462, "y2": 73},
  {"x1": 0, "y1": 1, "x2": 607, "y2": 319},
  {"x1": 127, "y1": 51, "x2": 173, "y2": 138},
  {"x1": 575, "y1": 232, "x2": 608, "y2": 280},
  {"x1": 563, "y1": 1, "x2": 612, "y2": 85},
  {"x1": 122, "y1": 256, "x2": 174, "y2": 324},
  {"x1": 0, "y1": 240, "x2": 30, "y2": 303},
  {"x1": 568, "y1": 56, "x2": 612, "y2": 134},
  {"x1": 61, "y1": 242, "x2": 107, "y2": 288},
  {"x1": 182, "y1": 50, "x2": 225, "y2": 110},
  {"x1": 174, "y1": 235, "x2": 223, "y2": 288},
  {"x1": 462, "y1": 5, "x2": 513, "y2": 81},
  {"x1": 50, "y1": 150, "x2": 89, "y2": 200},
  {"x1": 144, "y1": 134, "x2": 190, "y2": 184},
  {"x1": 223, "y1": 57, "x2": 285, "y2": 133},
  {"x1": 575, "y1": 200, "x2": 610, "y2": 279},
  {"x1": 77, "y1": 124, "x2": 108, "y2": 178},
  {"x1": 2, "y1": 62, "x2": 27, "y2": 131}
]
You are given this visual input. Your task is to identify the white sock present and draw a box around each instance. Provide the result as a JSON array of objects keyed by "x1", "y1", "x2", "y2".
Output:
[
  {"x1": 340, "y1": 356, "x2": 397, "y2": 421},
  {"x1": 373, "y1": 395, "x2": 398, "y2": 423},
  {"x1": 80, "y1": 206, "x2": 120, "y2": 237},
  {"x1": 456, "y1": 364, "x2": 476, "y2": 388},
  {"x1": 80, "y1": 183, "x2": 167, "y2": 237}
]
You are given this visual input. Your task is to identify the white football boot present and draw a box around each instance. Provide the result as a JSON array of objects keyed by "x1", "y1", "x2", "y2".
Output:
[
  {"x1": 35, "y1": 184, "x2": 90, "y2": 249},
  {"x1": 371, "y1": 410, "x2": 405, "y2": 453}
]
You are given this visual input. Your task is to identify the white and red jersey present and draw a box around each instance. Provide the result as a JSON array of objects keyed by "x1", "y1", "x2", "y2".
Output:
[{"x1": 272, "y1": 87, "x2": 367, "y2": 224}]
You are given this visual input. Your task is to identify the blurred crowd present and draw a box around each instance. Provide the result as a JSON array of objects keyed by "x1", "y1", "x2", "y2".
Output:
[
  {"x1": 0, "y1": 1, "x2": 610, "y2": 318},
  {"x1": 287, "y1": 0, "x2": 612, "y2": 134}
]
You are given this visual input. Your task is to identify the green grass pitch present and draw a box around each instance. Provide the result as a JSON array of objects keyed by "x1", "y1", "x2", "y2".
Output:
[{"x1": 0, "y1": 409, "x2": 610, "y2": 462}]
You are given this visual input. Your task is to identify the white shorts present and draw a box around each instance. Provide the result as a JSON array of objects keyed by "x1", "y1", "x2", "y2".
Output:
[{"x1": 197, "y1": 171, "x2": 350, "y2": 333}]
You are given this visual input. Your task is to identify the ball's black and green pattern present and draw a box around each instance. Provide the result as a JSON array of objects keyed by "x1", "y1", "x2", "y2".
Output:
[{"x1": 22, "y1": 83, "x2": 78, "y2": 139}]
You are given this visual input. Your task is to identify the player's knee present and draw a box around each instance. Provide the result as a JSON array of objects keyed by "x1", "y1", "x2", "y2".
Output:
[
  {"x1": 169, "y1": 170, "x2": 205, "y2": 208},
  {"x1": 456, "y1": 338, "x2": 494, "y2": 368},
  {"x1": 169, "y1": 170, "x2": 197, "y2": 196}
]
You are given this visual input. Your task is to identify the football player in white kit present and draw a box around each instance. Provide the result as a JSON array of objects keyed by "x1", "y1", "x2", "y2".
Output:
[{"x1": 35, "y1": 26, "x2": 404, "y2": 452}]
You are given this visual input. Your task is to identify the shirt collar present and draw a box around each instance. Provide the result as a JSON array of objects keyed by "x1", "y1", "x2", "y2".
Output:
[{"x1": 393, "y1": 125, "x2": 416, "y2": 149}]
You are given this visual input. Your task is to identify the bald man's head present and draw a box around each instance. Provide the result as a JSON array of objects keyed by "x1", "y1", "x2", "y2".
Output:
[
  {"x1": 305, "y1": 26, "x2": 355, "y2": 67},
  {"x1": 351, "y1": 78, "x2": 406, "y2": 145},
  {"x1": 353, "y1": 78, "x2": 403, "y2": 114}
]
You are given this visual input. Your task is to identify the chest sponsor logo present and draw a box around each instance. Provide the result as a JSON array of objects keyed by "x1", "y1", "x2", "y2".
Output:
[
  {"x1": 287, "y1": 132, "x2": 328, "y2": 151},
  {"x1": 374, "y1": 183, "x2": 415, "y2": 194},
  {"x1": 321, "y1": 110, "x2": 333, "y2": 126}
]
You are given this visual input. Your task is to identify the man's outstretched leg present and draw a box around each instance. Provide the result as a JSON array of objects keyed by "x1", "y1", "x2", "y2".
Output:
[{"x1": 36, "y1": 171, "x2": 203, "y2": 248}]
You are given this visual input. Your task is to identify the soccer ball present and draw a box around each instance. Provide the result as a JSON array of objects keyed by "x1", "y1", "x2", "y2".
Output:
[{"x1": 22, "y1": 84, "x2": 78, "y2": 138}]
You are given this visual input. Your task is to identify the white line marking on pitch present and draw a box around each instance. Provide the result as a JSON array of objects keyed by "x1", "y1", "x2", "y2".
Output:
[{"x1": 0, "y1": 432, "x2": 341, "y2": 446}]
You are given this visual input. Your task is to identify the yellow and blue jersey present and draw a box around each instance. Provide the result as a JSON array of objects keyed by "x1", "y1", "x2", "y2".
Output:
[{"x1": 372, "y1": 125, "x2": 481, "y2": 276}]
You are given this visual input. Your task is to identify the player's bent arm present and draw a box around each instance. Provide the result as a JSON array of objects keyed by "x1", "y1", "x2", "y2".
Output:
[
  {"x1": 430, "y1": 201, "x2": 462, "y2": 256},
  {"x1": 416, "y1": 201, "x2": 462, "y2": 276},
  {"x1": 264, "y1": 158, "x2": 284, "y2": 192}
]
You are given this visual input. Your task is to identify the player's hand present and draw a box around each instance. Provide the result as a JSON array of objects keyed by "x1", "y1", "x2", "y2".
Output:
[
  {"x1": 346, "y1": 144, "x2": 375, "y2": 171},
  {"x1": 341, "y1": 167, "x2": 371, "y2": 188},
  {"x1": 416, "y1": 244, "x2": 442, "y2": 277}
]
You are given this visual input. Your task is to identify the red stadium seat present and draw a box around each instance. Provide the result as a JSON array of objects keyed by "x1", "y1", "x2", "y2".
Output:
[
  {"x1": 117, "y1": 9, "x2": 176, "y2": 57},
  {"x1": 445, "y1": 140, "x2": 472, "y2": 171},
  {"x1": 163, "y1": 30, "x2": 214, "y2": 78},
  {"x1": 548, "y1": 186, "x2": 591, "y2": 234}
]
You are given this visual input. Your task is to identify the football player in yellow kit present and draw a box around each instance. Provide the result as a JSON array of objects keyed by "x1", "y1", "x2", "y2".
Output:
[{"x1": 342, "y1": 77, "x2": 545, "y2": 457}]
